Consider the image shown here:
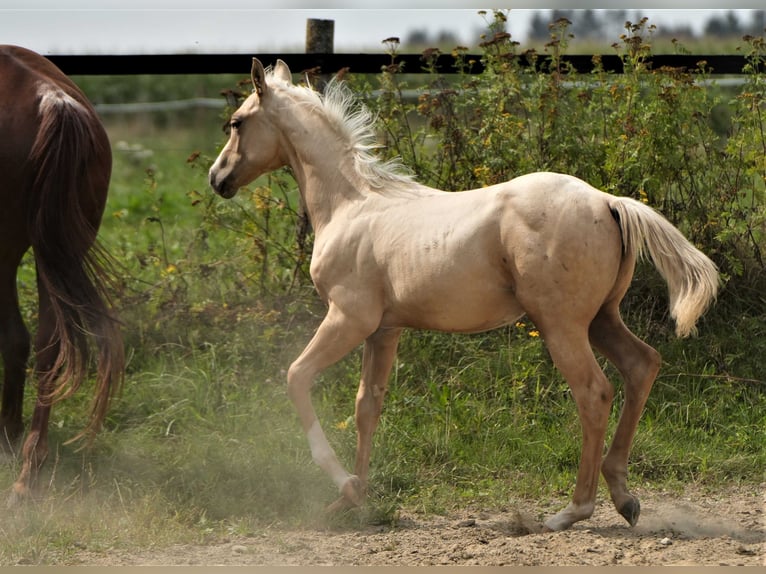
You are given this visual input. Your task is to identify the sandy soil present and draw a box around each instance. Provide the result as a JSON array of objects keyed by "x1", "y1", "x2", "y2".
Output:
[{"x1": 68, "y1": 483, "x2": 765, "y2": 566}]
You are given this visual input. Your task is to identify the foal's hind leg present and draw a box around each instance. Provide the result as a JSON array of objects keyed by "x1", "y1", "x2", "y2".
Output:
[
  {"x1": 589, "y1": 304, "x2": 661, "y2": 526},
  {"x1": 287, "y1": 303, "x2": 377, "y2": 510},
  {"x1": 0, "y1": 262, "x2": 30, "y2": 448},
  {"x1": 535, "y1": 323, "x2": 615, "y2": 532}
]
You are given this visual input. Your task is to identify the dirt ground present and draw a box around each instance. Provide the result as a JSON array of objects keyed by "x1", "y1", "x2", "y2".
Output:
[{"x1": 74, "y1": 484, "x2": 764, "y2": 566}]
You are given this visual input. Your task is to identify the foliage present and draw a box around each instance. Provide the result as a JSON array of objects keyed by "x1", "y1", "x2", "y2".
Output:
[{"x1": 356, "y1": 14, "x2": 766, "y2": 292}]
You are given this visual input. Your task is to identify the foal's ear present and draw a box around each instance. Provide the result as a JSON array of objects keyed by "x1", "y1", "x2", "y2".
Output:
[
  {"x1": 273, "y1": 59, "x2": 293, "y2": 85},
  {"x1": 251, "y1": 57, "x2": 267, "y2": 96}
]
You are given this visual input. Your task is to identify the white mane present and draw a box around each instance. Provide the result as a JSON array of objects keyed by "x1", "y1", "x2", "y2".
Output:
[{"x1": 269, "y1": 70, "x2": 417, "y2": 191}]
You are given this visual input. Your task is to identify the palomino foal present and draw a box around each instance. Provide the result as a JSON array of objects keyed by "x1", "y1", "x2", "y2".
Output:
[{"x1": 209, "y1": 59, "x2": 718, "y2": 531}]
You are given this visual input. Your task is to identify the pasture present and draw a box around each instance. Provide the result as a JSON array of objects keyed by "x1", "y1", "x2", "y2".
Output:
[{"x1": 1, "y1": 21, "x2": 764, "y2": 564}]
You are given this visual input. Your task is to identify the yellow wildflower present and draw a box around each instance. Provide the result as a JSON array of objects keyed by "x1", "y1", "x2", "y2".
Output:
[{"x1": 335, "y1": 416, "x2": 353, "y2": 430}]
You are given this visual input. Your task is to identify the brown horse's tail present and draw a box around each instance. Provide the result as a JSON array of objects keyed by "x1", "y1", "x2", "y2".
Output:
[
  {"x1": 27, "y1": 94, "x2": 124, "y2": 441},
  {"x1": 609, "y1": 196, "x2": 719, "y2": 338}
]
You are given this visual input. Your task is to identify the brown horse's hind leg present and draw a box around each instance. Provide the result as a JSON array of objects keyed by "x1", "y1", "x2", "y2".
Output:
[
  {"x1": 589, "y1": 304, "x2": 661, "y2": 526},
  {"x1": 9, "y1": 407, "x2": 51, "y2": 505},
  {"x1": 9, "y1": 282, "x2": 57, "y2": 504},
  {"x1": 536, "y1": 323, "x2": 615, "y2": 532},
  {"x1": 351, "y1": 328, "x2": 402, "y2": 494},
  {"x1": 0, "y1": 262, "x2": 30, "y2": 449}
]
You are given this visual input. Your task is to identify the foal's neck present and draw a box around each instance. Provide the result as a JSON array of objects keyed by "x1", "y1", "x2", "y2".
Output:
[{"x1": 282, "y1": 121, "x2": 368, "y2": 235}]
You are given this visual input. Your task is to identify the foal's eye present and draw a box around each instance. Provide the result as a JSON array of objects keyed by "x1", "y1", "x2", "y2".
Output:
[{"x1": 223, "y1": 118, "x2": 242, "y2": 135}]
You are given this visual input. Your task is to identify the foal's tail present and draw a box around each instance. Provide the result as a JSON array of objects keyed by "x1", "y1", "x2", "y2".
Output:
[
  {"x1": 609, "y1": 197, "x2": 719, "y2": 338},
  {"x1": 27, "y1": 94, "x2": 124, "y2": 440}
]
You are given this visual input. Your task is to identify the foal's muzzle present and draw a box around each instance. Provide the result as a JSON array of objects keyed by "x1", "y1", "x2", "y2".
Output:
[{"x1": 208, "y1": 167, "x2": 238, "y2": 199}]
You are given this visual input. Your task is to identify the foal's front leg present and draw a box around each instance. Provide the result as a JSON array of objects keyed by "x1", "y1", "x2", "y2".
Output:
[
  {"x1": 287, "y1": 303, "x2": 375, "y2": 509},
  {"x1": 325, "y1": 327, "x2": 403, "y2": 513},
  {"x1": 352, "y1": 328, "x2": 402, "y2": 492}
]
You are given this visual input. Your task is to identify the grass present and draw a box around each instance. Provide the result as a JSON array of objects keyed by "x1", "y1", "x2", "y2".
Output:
[{"x1": 1, "y1": 66, "x2": 764, "y2": 564}]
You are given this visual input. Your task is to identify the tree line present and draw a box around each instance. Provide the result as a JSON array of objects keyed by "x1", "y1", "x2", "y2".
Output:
[
  {"x1": 527, "y1": 9, "x2": 766, "y2": 40},
  {"x1": 405, "y1": 9, "x2": 766, "y2": 48}
]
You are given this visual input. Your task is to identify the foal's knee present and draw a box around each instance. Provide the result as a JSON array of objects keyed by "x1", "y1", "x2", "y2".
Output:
[{"x1": 286, "y1": 361, "x2": 312, "y2": 401}]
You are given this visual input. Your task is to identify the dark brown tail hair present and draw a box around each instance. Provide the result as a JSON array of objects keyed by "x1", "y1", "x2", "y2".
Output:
[{"x1": 27, "y1": 95, "x2": 124, "y2": 441}]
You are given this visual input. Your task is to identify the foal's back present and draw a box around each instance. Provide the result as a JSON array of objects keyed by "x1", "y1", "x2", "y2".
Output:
[{"x1": 322, "y1": 172, "x2": 626, "y2": 334}]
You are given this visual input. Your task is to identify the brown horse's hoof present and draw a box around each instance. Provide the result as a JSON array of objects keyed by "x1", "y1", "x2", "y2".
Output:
[
  {"x1": 618, "y1": 496, "x2": 641, "y2": 526},
  {"x1": 7, "y1": 483, "x2": 29, "y2": 509}
]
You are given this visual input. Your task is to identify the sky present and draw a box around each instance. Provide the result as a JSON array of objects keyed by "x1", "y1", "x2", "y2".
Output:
[{"x1": 1, "y1": 4, "x2": 763, "y2": 55}]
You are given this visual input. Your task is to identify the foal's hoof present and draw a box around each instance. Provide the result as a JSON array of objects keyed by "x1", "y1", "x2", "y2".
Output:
[
  {"x1": 325, "y1": 475, "x2": 365, "y2": 514},
  {"x1": 325, "y1": 495, "x2": 356, "y2": 514},
  {"x1": 341, "y1": 475, "x2": 365, "y2": 505},
  {"x1": 618, "y1": 496, "x2": 641, "y2": 526}
]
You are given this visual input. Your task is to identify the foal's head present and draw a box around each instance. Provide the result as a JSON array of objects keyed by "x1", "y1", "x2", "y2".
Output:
[{"x1": 209, "y1": 58, "x2": 292, "y2": 199}]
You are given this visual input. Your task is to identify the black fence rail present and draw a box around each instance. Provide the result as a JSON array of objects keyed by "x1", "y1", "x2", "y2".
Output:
[{"x1": 48, "y1": 53, "x2": 763, "y2": 76}]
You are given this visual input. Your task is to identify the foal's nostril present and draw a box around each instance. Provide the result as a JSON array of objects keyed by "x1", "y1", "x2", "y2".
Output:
[
  {"x1": 208, "y1": 168, "x2": 236, "y2": 199},
  {"x1": 209, "y1": 168, "x2": 225, "y2": 195},
  {"x1": 208, "y1": 169, "x2": 218, "y2": 191}
]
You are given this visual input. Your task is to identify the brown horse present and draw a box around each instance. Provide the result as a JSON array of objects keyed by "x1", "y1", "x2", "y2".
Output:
[
  {"x1": 209, "y1": 59, "x2": 719, "y2": 531},
  {"x1": 0, "y1": 45, "x2": 124, "y2": 502}
]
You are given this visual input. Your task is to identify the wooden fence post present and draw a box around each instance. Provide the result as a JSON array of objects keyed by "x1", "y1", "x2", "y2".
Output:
[{"x1": 306, "y1": 18, "x2": 334, "y2": 91}]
